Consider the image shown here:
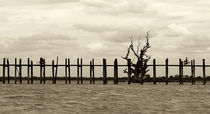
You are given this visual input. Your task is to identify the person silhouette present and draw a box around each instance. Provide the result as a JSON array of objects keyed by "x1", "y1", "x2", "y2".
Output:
[
  {"x1": 40, "y1": 57, "x2": 45, "y2": 65},
  {"x1": 184, "y1": 57, "x2": 189, "y2": 65}
]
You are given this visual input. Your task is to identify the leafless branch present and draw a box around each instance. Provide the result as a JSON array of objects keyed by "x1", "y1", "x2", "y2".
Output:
[{"x1": 122, "y1": 31, "x2": 151, "y2": 82}]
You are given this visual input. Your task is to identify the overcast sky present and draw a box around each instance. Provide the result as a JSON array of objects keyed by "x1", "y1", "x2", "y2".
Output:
[{"x1": 0, "y1": 0, "x2": 210, "y2": 64}]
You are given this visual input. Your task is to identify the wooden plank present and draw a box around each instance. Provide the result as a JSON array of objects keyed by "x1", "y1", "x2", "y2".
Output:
[
  {"x1": 165, "y1": 58, "x2": 168, "y2": 85},
  {"x1": 203, "y1": 59, "x2": 206, "y2": 85},
  {"x1": 153, "y1": 59, "x2": 156, "y2": 85},
  {"x1": 103, "y1": 58, "x2": 107, "y2": 84},
  {"x1": 127, "y1": 59, "x2": 131, "y2": 84}
]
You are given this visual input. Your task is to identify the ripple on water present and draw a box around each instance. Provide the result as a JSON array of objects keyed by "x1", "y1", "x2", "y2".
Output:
[{"x1": 0, "y1": 84, "x2": 209, "y2": 113}]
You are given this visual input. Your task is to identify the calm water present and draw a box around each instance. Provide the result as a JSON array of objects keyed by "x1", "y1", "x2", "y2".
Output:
[{"x1": 0, "y1": 82, "x2": 210, "y2": 114}]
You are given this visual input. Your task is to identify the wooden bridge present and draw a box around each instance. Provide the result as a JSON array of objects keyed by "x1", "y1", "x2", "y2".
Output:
[{"x1": 0, "y1": 58, "x2": 208, "y2": 85}]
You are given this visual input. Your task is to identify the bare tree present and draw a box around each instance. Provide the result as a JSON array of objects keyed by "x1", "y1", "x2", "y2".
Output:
[{"x1": 122, "y1": 31, "x2": 151, "y2": 83}]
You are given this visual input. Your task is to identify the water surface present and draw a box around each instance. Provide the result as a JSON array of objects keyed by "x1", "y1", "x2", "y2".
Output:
[{"x1": 0, "y1": 82, "x2": 210, "y2": 114}]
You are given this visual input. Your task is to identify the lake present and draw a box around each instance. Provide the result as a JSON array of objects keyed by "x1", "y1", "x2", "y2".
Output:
[{"x1": 0, "y1": 82, "x2": 210, "y2": 114}]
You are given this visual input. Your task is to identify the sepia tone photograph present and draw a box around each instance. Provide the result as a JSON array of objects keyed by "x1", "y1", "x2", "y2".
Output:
[{"x1": 0, "y1": 0, "x2": 210, "y2": 113}]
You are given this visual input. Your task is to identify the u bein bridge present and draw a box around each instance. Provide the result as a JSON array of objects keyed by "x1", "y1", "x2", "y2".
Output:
[{"x1": 0, "y1": 57, "x2": 209, "y2": 85}]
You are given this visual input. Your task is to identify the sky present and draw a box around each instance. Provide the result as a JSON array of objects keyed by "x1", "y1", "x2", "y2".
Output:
[{"x1": 0, "y1": 0, "x2": 210, "y2": 65}]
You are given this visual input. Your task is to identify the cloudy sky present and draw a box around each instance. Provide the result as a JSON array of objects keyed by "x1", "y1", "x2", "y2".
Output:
[{"x1": 0, "y1": 0, "x2": 210, "y2": 64}]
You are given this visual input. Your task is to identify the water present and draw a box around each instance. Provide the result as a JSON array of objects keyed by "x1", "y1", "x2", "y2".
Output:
[{"x1": 0, "y1": 82, "x2": 210, "y2": 114}]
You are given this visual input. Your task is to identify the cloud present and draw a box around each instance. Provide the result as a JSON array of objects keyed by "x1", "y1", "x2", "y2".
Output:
[
  {"x1": 176, "y1": 34, "x2": 210, "y2": 54},
  {"x1": 73, "y1": 23, "x2": 150, "y2": 43},
  {"x1": 80, "y1": 0, "x2": 148, "y2": 15},
  {"x1": 0, "y1": 0, "x2": 79, "y2": 7},
  {"x1": 0, "y1": 33, "x2": 76, "y2": 57},
  {"x1": 0, "y1": 0, "x2": 210, "y2": 62},
  {"x1": 73, "y1": 24, "x2": 115, "y2": 33},
  {"x1": 168, "y1": 23, "x2": 191, "y2": 35},
  {"x1": 0, "y1": 32, "x2": 124, "y2": 59}
]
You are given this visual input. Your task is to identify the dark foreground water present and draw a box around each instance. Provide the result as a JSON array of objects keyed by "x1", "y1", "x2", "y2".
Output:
[{"x1": 0, "y1": 82, "x2": 210, "y2": 114}]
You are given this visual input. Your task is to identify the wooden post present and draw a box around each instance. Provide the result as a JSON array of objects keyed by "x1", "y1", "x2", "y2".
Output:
[
  {"x1": 114, "y1": 59, "x2": 118, "y2": 84},
  {"x1": 15, "y1": 58, "x2": 17, "y2": 84},
  {"x1": 203, "y1": 59, "x2": 206, "y2": 85},
  {"x1": 181, "y1": 61, "x2": 183, "y2": 84},
  {"x1": 65, "y1": 58, "x2": 67, "y2": 84},
  {"x1": 3, "y1": 58, "x2": 5, "y2": 84},
  {"x1": 191, "y1": 60, "x2": 195, "y2": 85},
  {"x1": 127, "y1": 59, "x2": 131, "y2": 84},
  {"x1": 193, "y1": 59, "x2": 195, "y2": 85},
  {"x1": 140, "y1": 64, "x2": 144, "y2": 84},
  {"x1": 90, "y1": 61, "x2": 92, "y2": 84},
  {"x1": 40, "y1": 58, "x2": 42, "y2": 84},
  {"x1": 27, "y1": 58, "x2": 30, "y2": 84},
  {"x1": 165, "y1": 58, "x2": 168, "y2": 85},
  {"x1": 43, "y1": 59, "x2": 46, "y2": 84},
  {"x1": 68, "y1": 58, "x2": 71, "y2": 84},
  {"x1": 19, "y1": 59, "x2": 22, "y2": 84},
  {"x1": 77, "y1": 58, "x2": 80, "y2": 84},
  {"x1": 7, "y1": 59, "x2": 10, "y2": 84},
  {"x1": 52, "y1": 60, "x2": 55, "y2": 84},
  {"x1": 191, "y1": 60, "x2": 193, "y2": 85},
  {"x1": 55, "y1": 58, "x2": 58, "y2": 84},
  {"x1": 31, "y1": 60, "x2": 33, "y2": 84},
  {"x1": 103, "y1": 58, "x2": 107, "y2": 84},
  {"x1": 64, "y1": 58, "x2": 71, "y2": 84},
  {"x1": 153, "y1": 59, "x2": 156, "y2": 85},
  {"x1": 92, "y1": 59, "x2": 95, "y2": 84},
  {"x1": 179, "y1": 59, "x2": 182, "y2": 85},
  {"x1": 80, "y1": 58, "x2": 83, "y2": 84}
]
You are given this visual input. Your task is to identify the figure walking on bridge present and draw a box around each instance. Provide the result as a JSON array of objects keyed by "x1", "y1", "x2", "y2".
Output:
[{"x1": 39, "y1": 57, "x2": 46, "y2": 65}]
